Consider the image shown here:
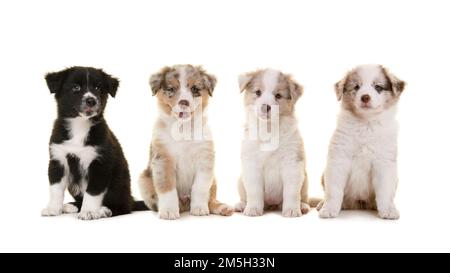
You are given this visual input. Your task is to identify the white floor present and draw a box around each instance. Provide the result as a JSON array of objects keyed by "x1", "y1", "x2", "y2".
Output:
[{"x1": 2, "y1": 199, "x2": 448, "y2": 252}]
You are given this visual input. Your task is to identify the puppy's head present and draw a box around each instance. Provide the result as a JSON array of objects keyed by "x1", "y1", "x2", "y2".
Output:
[
  {"x1": 150, "y1": 65, "x2": 216, "y2": 120},
  {"x1": 335, "y1": 65, "x2": 405, "y2": 117},
  {"x1": 45, "y1": 67, "x2": 119, "y2": 119},
  {"x1": 239, "y1": 68, "x2": 303, "y2": 120}
]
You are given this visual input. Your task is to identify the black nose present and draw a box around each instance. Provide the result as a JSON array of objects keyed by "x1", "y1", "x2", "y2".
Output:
[
  {"x1": 261, "y1": 104, "x2": 271, "y2": 113},
  {"x1": 361, "y1": 95, "x2": 371, "y2": 103},
  {"x1": 179, "y1": 100, "x2": 190, "y2": 107},
  {"x1": 85, "y1": 97, "x2": 97, "y2": 107}
]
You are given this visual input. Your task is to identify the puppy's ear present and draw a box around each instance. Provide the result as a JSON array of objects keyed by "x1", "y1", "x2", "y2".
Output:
[
  {"x1": 45, "y1": 69, "x2": 69, "y2": 94},
  {"x1": 103, "y1": 71, "x2": 119, "y2": 98},
  {"x1": 238, "y1": 72, "x2": 255, "y2": 93},
  {"x1": 149, "y1": 67, "x2": 169, "y2": 96},
  {"x1": 334, "y1": 73, "x2": 348, "y2": 101},
  {"x1": 199, "y1": 68, "x2": 217, "y2": 97},
  {"x1": 382, "y1": 67, "x2": 406, "y2": 96},
  {"x1": 287, "y1": 76, "x2": 304, "y2": 102}
]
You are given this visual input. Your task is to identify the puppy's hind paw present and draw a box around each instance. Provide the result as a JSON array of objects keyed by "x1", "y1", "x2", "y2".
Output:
[
  {"x1": 62, "y1": 203, "x2": 79, "y2": 214},
  {"x1": 300, "y1": 202, "x2": 311, "y2": 214},
  {"x1": 217, "y1": 204, "x2": 234, "y2": 216}
]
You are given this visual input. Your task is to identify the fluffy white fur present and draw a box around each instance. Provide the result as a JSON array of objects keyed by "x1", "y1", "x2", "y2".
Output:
[
  {"x1": 319, "y1": 65, "x2": 405, "y2": 220},
  {"x1": 237, "y1": 69, "x2": 309, "y2": 217},
  {"x1": 240, "y1": 116, "x2": 307, "y2": 217}
]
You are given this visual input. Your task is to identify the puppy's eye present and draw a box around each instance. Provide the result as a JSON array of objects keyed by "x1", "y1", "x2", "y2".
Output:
[
  {"x1": 191, "y1": 86, "x2": 201, "y2": 97},
  {"x1": 374, "y1": 85, "x2": 383, "y2": 93},
  {"x1": 72, "y1": 84, "x2": 81, "y2": 92},
  {"x1": 191, "y1": 85, "x2": 200, "y2": 93},
  {"x1": 275, "y1": 93, "x2": 282, "y2": 100},
  {"x1": 94, "y1": 85, "x2": 101, "y2": 91},
  {"x1": 255, "y1": 90, "x2": 262, "y2": 97},
  {"x1": 165, "y1": 87, "x2": 175, "y2": 93},
  {"x1": 354, "y1": 85, "x2": 360, "y2": 91}
]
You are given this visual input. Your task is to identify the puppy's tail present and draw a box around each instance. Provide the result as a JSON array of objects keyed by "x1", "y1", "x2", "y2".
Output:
[
  {"x1": 306, "y1": 174, "x2": 325, "y2": 210},
  {"x1": 208, "y1": 183, "x2": 234, "y2": 216},
  {"x1": 138, "y1": 168, "x2": 158, "y2": 211},
  {"x1": 133, "y1": 200, "x2": 149, "y2": 211}
]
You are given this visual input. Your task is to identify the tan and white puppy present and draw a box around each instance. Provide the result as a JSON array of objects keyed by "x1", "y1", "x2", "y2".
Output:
[
  {"x1": 235, "y1": 68, "x2": 310, "y2": 217},
  {"x1": 318, "y1": 64, "x2": 406, "y2": 220},
  {"x1": 139, "y1": 65, "x2": 233, "y2": 220}
]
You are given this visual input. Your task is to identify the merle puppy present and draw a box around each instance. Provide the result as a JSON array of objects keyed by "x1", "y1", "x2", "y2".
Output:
[{"x1": 42, "y1": 66, "x2": 146, "y2": 220}]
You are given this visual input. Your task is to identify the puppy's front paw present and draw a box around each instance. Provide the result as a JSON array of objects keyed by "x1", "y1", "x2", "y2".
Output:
[
  {"x1": 62, "y1": 203, "x2": 79, "y2": 214},
  {"x1": 243, "y1": 206, "x2": 263, "y2": 217},
  {"x1": 190, "y1": 206, "x2": 210, "y2": 216},
  {"x1": 282, "y1": 208, "x2": 302, "y2": 217},
  {"x1": 318, "y1": 207, "x2": 340, "y2": 218},
  {"x1": 378, "y1": 207, "x2": 400, "y2": 220},
  {"x1": 159, "y1": 208, "x2": 180, "y2": 220},
  {"x1": 78, "y1": 206, "x2": 112, "y2": 220},
  {"x1": 41, "y1": 206, "x2": 63, "y2": 216}
]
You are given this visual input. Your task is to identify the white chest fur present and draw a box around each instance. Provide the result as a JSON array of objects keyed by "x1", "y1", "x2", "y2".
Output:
[
  {"x1": 334, "y1": 110, "x2": 398, "y2": 201},
  {"x1": 50, "y1": 117, "x2": 98, "y2": 195},
  {"x1": 242, "y1": 116, "x2": 304, "y2": 205},
  {"x1": 156, "y1": 119, "x2": 214, "y2": 197}
]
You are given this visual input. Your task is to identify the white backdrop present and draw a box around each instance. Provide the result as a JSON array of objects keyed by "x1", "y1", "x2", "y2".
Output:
[{"x1": 1, "y1": 0, "x2": 449, "y2": 252}]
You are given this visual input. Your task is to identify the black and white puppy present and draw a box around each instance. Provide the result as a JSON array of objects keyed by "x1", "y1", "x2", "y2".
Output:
[{"x1": 42, "y1": 66, "x2": 146, "y2": 220}]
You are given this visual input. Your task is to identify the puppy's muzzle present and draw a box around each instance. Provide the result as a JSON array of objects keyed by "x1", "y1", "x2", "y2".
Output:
[
  {"x1": 360, "y1": 94, "x2": 372, "y2": 108},
  {"x1": 81, "y1": 96, "x2": 100, "y2": 117},
  {"x1": 361, "y1": 94, "x2": 371, "y2": 104},
  {"x1": 85, "y1": 97, "x2": 97, "y2": 107},
  {"x1": 261, "y1": 104, "x2": 271, "y2": 114}
]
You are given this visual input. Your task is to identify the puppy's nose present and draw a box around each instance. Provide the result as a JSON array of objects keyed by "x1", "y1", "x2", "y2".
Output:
[
  {"x1": 179, "y1": 100, "x2": 190, "y2": 107},
  {"x1": 85, "y1": 97, "x2": 97, "y2": 107},
  {"x1": 361, "y1": 95, "x2": 371, "y2": 103},
  {"x1": 261, "y1": 104, "x2": 271, "y2": 114}
]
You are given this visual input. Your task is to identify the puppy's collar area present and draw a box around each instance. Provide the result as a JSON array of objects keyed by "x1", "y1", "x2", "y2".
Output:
[
  {"x1": 65, "y1": 114, "x2": 104, "y2": 127},
  {"x1": 87, "y1": 115, "x2": 104, "y2": 126}
]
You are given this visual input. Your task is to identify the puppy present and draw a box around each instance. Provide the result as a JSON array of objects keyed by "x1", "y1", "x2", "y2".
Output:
[
  {"x1": 138, "y1": 65, "x2": 233, "y2": 220},
  {"x1": 42, "y1": 66, "x2": 147, "y2": 220},
  {"x1": 318, "y1": 64, "x2": 405, "y2": 219},
  {"x1": 235, "y1": 68, "x2": 310, "y2": 217}
]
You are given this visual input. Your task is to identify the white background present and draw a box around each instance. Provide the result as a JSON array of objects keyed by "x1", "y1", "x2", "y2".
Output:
[{"x1": 0, "y1": 0, "x2": 449, "y2": 252}]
